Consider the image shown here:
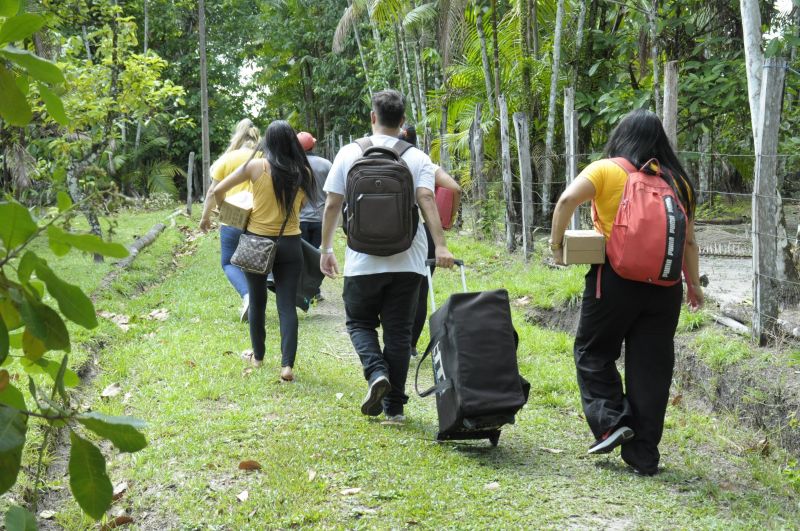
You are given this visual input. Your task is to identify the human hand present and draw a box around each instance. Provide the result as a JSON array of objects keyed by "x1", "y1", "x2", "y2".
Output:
[
  {"x1": 320, "y1": 253, "x2": 339, "y2": 279},
  {"x1": 199, "y1": 216, "x2": 212, "y2": 233},
  {"x1": 688, "y1": 284, "x2": 704, "y2": 311},
  {"x1": 552, "y1": 247, "x2": 565, "y2": 266},
  {"x1": 435, "y1": 246, "x2": 455, "y2": 268}
]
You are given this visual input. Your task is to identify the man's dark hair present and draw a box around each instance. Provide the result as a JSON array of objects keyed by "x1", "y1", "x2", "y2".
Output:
[{"x1": 372, "y1": 90, "x2": 406, "y2": 128}]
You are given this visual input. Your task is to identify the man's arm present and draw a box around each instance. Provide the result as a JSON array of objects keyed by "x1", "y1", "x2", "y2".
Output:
[
  {"x1": 319, "y1": 192, "x2": 344, "y2": 278},
  {"x1": 417, "y1": 187, "x2": 454, "y2": 268}
]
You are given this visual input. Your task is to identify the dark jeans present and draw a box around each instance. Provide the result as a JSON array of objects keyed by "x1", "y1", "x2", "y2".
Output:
[
  {"x1": 574, "y1": 261, "x2": 682, "y2": 474},
  {"x1": 300, "y1": 221, "x2": 322, "y2": 249},
  {"x1": 412, "y1": 224, "x2": 436, "y2": 348},
  {"x1": 343, "y1": 272, "x2": 423, "y2": 416},
  {"x1": 220, "y1": 225, "x2": 248, "y2": 297},
  {"x1": 244, "y1": 234, "x2": 302, "y2": 367}
]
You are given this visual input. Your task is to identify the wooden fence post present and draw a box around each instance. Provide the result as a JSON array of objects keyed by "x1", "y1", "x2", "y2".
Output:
[
  {"x1": 498, "y1": 94, "x2": 516, "y2": 252},
  {"x1": 186, "y1": 151, "x2": 194, "y2": 215},
  {"x1": 338, "y1": 134, "x2": 344, "y2": 152},
  {"x1": 198, "y1": 0, "x2": 211, "y2": 196},
  {"x1": 698, "y1": 131, "x2": 710, "y2": 204},
  {"x1": 663, "y1": 61, "x2": 678, "y2": 150},
  {"x1": 513, "y1": 111, "x2": 535, "y2": 258},
  {"x1": 752, "y1": 57, "x2": 786, "y2": 345},
  {"x1": 563, "y1": 87, "x2": 580, "y2": 230}
]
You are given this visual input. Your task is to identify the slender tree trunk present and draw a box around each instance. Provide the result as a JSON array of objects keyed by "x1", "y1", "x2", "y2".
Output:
[
  {"x1": 476, "y1": 11, "x2": 494, "y2": 111},
  {"x1": 649, "y1": 0, "x2": 661, "y2": 118},
  {"x1": 398, "y1": 22, "x2": 419, "y2": 122},
  {"x1": 81, "y1": 25, "x2": 92, "y2": 61},
  {"x1": 135, "y1": 0, "x2": 149, "y2": 151},
  {"x1": 698, "y1": 131, "x2": 710, "y2": 204},
  {"x1": 440, "y1": 96, "x2": 450, "y2": 170},
  {"x1": 543, "y1": 0, "x2": 565, "y2": 220},
  {"x1": 393, "y1": 24, "x2": 408, "y2": 105},
  {"x1": 351, "y1": 2, "x2": 374, "y2": 98},
  {"x1": 67, "y1": 159, "x2": 104, "y2": 263},
  {"x1": 472, "y1": 102, "x2": 485, "y2": 205},
  {"x1": 532, "y1": 0, "x2": 539, "y2": 59},
  {"x1": 414, "y1": 38, "x2": 428, "y2": 141},
  {"x1": 740, "y1": 0, "x2": 764, "y2": 144},
  {"x1": 570, "y1": 0, "x2": 587, "y2": 87},
  {"x1": 520, "y1": 0, "x2": 533, "y2": 116},
  {"x1": 199, "y1": 0, "x2": 211, "y2": 196},
  {"x1": 498, "y1": 94, "x2": 516, "y2": 252},
  {"x1": 490, "y1": 0, "x2": 502, "y2": 108}
]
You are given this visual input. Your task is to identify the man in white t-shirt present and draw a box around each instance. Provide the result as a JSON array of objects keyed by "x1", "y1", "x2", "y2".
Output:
[{"x1": 320, "y1": 90, "x2": 454, "y2": 422}]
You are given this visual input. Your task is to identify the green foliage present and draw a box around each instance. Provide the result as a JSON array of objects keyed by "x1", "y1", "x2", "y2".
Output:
[
  {"x1": 0, "y1": 198, "x2": 146, "y2": 524},
  {"x1": 692, "y1": 330, "x2": 753, "y2": 370},
  {"x1": 4, "y1": 505, "x2": 37, "y2": 531}
]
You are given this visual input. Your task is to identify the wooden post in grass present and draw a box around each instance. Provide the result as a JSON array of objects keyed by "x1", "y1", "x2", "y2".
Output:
[
  {"x1": 186, "y1": 151, "x2": 194, "y2": 215},
  {"x1": 498, "y1": 94, "x2": 516, "y2": 252},
  {"x1": 563, "y1": 87, "x2": 580, "y2": 230},
  {"x1": 663, "y1": 61, "x2": 678, "y2": 150},
  {"x1": 198, "y1": 0, "x2": 211, "y2": 196},
  {"x1": 513, "y1": 111, "x2": 534, "y2": 259},
  {"x1": 752, "y1": 57, "x2": 786, "y2": 345},
  {"x1": 339, "y1": 134, "x2": 344, "y2": 152}
]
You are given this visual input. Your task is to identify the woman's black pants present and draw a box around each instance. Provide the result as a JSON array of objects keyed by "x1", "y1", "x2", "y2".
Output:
[
  {"x1": 574, "y1": 262, "x2": 682, "y2": 474},
  {"x1": 244, "y1": 235, "x2": 302, "y2": 367}
]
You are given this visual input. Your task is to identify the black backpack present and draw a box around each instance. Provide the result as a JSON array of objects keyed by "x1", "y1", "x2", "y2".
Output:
[{"x1": 343, "y1": 138, "x2": 418, "y2": 256}]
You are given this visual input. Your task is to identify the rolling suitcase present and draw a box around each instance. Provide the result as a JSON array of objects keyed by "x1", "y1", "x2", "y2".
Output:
[{"x1": 415, "y1": 260, "x2": 529, "y2": 446}]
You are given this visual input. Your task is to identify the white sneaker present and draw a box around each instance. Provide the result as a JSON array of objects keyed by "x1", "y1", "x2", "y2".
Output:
[{"x1": 240, "y1": 294, "x2": 250, "y2": 323}]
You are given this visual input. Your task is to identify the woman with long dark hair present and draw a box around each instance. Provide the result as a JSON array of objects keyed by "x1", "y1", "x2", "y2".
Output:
[
  {"x1": 549, "y1": 109, "x2": 703, "y2": 476},
  {"x1": 214, "y1": 121, "x2": 317, "y2": 381}
]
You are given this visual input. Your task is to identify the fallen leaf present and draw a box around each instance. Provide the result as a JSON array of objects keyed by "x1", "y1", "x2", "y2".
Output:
[
  {"x1": 539, "y1": 447, "x2": 564, "y2": 454},
  {"x1": 101, "y1": 515, "x2": 134, "y2": 530},
  {"x1": 248, "y1": 508, "x2": 258, "y2": 518},
  {"x1": 340, "y1": 487, "x2": 362, "y2": 496},
  {"x1": 514, "y1": 296, "x2": 531, "y2": 306},
  {"x1": 484, "y1": 481, "x2": 500, "y2": 491},
  {"x1": 0, "y1": 370, "x2": 9, "y2": 392},
  {"x1": 750, "y1": 438, "x2": 771, "y2": 456},
  {"x1": 185, "y1": 359, "x2": 196, "y2": 368},
  {"x1": 190, "y1": 317, "x2": 200, "y2": 323},
  {"x1": 112, "y1": 481, "x2": 129, "y2": 500},
  {"x1": 122, "y1": 392, "x2": 132, "y2": 404},
  {"x1": 101, "y1": 383, "x2": 123, "y2": 398},
  {"x1": 335, "y1": 392, "x2": 344, "y2": 400},
  {"x1": 146, "y1": 308, "x2": 169, "y2": 321},
  {"x1": 98, "y1": 311, "x2": 131, "y2": 332},
  {"x1": 38, "y1": 510, "x2": 56, "y2": 519},
  {"x1": 670, "y1": 394, "x2": 684, "y2": 406},
  {"x1": 238, "y1": 460, "x2": 262, "y2": 471},
  {"x1": 222, "y1": 350, "x2": 235, "y2": 356},
  {"x1": 353, "y1": 507, "x2": 377, "y2": 515},
  {"x1": 308, "y1": 469, "x2": 317, "y2": 482},
  {"x1": 236, "y1": 490, "x2": 249, "y2": 502}
]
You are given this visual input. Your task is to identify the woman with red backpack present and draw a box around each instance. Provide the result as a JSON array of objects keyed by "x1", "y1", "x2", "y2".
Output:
[{"x1": 549, "y1": 109, "x2": 704, "y2": 476}]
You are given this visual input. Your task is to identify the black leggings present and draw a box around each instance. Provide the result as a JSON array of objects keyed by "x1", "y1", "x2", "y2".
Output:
[{"x1": 244, "y1": 234, "x2": 302, "y2": 367}]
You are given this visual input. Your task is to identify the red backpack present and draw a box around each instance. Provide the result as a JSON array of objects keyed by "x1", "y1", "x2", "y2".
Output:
[{"x1": 593, "y1": 157, "x2": 688, "y2": 294}]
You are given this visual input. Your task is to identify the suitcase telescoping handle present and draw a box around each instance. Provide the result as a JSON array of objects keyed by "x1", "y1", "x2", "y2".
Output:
[{"x1": 425, "y1": 258, "x2": 466, "y2": 312}]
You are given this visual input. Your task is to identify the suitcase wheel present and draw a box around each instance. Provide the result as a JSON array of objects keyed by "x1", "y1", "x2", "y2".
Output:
[{"x1": 488, "y1": 432, "x2": 501, "y2": 447}]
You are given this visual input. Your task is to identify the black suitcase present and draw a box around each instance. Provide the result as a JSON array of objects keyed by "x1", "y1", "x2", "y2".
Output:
[{"x1": 415, "y1": 260, "x2": 529, "y2": 446}]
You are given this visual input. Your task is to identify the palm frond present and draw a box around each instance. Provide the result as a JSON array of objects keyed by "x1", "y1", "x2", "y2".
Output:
[
  {"x1": 403, "y1": 2, "x2": 438, "y2": 32},
  {"x1": 146, "y1": 160, "x2": 183, "y2": 196},
  {"x1": 333, "y1": 5, "x2": 356, "y2": 54}
]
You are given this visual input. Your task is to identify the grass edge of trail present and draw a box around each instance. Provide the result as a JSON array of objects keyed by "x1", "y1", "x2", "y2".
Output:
[{"x1": 14, "y1": 213, "x2": 800, "y2": 529}]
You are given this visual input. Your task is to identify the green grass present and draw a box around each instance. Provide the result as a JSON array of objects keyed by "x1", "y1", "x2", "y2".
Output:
[
  {"x1": 692, "y1": 330, "x2": 754, "y2": 370},
  {"x1": 695, "y1": 197, "x2": 751, "y2": 221},
  {"x1": 5, "y1": 213, "x2": 800, "y2": 529}
]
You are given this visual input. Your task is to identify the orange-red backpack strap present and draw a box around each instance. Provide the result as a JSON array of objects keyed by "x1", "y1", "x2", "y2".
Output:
[{"x1": 609, "y1": 157, "x2": 637, "y2": 174}]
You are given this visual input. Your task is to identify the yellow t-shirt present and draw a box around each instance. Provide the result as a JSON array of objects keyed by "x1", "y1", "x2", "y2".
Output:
[
  {"x1": 581, "y1": 158, "x2": 695, "y2": 238},
  {"x1": 210, "y1": 148, "x2": 259, "y2": 197},
  {"x1": 247, "y1": 163, "x2": 306, "y2": 237}
]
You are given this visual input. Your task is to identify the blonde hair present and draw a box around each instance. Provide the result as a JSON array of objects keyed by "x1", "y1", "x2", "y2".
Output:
[{"x1": 225, "y1": 118, "x2": 260, "y2": 153}]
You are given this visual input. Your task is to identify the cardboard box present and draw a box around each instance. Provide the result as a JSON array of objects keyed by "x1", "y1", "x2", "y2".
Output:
[
  {"x1": 218, "y1": 191, "x2": 253, "y2": 230},
  {"x1": 563, "y1": 229, "x2": 605, "y2": 265}
]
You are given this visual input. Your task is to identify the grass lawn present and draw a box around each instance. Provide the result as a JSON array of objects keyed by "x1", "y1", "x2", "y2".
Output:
[{"x1": 4, "y1": 208, "x2": 800, "y2": 529}]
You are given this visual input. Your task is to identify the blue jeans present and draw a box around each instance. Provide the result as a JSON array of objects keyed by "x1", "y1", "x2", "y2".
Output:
[
  {"x1": 220, "y1": 225, "x2": 248, "y2": 297},
  {"x1": 343, "y1": 272, "x2": 422, "y2": 416}
]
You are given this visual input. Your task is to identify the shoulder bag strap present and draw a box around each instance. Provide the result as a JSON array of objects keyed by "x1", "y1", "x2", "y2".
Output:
[
  {"x1": 355, "y1": 137, "x2": 372, "y2": 153},
  {"x1": 275, "y1": 186, "x2": 300, "y2": 241}
]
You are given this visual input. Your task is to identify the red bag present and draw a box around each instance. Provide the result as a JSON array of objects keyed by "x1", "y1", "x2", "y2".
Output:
[
  {"x1": 435, "y1": 186, "x2": 456, "y2": 230},
  {"x1": 596, "y1": 157, "x2": 688, "y2": 289}
]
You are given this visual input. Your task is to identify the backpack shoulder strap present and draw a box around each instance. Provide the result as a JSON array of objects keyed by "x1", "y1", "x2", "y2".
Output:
[
  {"x1": 392, "y1": 139, "x2": 413, "y2": 157},
  {"x1": 609, "y1": 157, "x2": 637, "y2": 174},
  {"x1": 355, "y1": 137, "x2": 372, "y2": 153}
]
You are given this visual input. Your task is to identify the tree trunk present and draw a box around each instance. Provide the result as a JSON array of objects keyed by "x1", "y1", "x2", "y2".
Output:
[
  {"x1": 414, "y1": 38, "x2": 427, "y2": 138},
  {"x1": 67, "y1": 160, "x2": 104, "y2": 263},
  {"x1": 740, "y1": 0, "x2": 764, "y2": 144},
  {"x1": 662, "y1": 61, "x2": 678, "y2": 150},
  {"x1": 135, "y1": 0, "x2": 149, "y2": 152},
  {"x1": 476, "y1": 11, "x2": 494, "y2": 111},
  {"x1": 520, "y1": 0, "x2": 533, "y2": 117},
  {"x1": 199, "y1": 0, "x2": 211, "y2": 196},
  {"x1": 472, "y1": 102, "x2": 485, "y2": 205},
  {"x1": 440, "y1": 98, "x2": 450, "y2": 170},
  {"x1": 649, "y1": 0, "x2": 661, "y2": 118},
  {"x1": 351, "y1": 0, "x2": 374, "y2": 98},
  {"x1": 698, "y1": 131, "x2": 710, "y2": 204},
  {"x1": 398, "y1": 22, "x2": 419, "y2": 122},
  {"x1": 81, "y1": 25, "x2": 92, "y2": 61},
  {"x1": 490, "y1": 0, "x2": 502, "y2": 108},
  {"x1": 498, "y1": 94, "x2": 516, "y2": 252},
  {"x1": 543, "y1": 0, "x2": 565, "y2": 220},
  {"x1": 532, "y1": 0, "x2": 539, "y2": 59}
]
